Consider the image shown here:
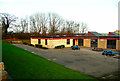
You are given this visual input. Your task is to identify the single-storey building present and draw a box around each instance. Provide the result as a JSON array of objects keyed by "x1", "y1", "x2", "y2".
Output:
[{"x1": 31, "y1": 31, "x2": 120, "y2": 50}]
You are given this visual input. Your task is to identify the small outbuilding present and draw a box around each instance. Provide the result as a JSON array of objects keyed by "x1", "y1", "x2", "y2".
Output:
[{"x1": 31, "y1": 31, "x2": 120, "y2": 50}]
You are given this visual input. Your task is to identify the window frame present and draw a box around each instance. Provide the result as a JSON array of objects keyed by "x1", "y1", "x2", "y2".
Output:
[
  {"x1": 67, "y1": 39, "x2": 70, "y2": 44},
  {"x1": 38, "y1": 39, "x2": 41, "y2": 44},
  {"x1": 45, "y1": 39, "x2": 47, "y2": 45}
]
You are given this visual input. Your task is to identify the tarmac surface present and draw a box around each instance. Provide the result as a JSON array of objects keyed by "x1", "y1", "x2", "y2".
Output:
[{"x1": 13, "y1": 44, "x2": 119, "y2": 79}]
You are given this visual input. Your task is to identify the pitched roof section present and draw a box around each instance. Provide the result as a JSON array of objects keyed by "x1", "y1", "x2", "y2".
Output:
[
  {"x1": 31, "y1": 35, "x2": 119, "y2": 38},
  {"x1": 109, "y1": 32, "x2": 119, "y2": 36},
  {"x1": 114, "y1": 30, "x2": 120, "y2": 34},
  {"x1": 88, "y1": 31, "x2": 103, "y2": 36}
]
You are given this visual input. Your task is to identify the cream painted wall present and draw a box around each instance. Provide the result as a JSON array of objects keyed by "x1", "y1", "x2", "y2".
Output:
[
  {"x1": 65, "y1": 39, "x2": 73, "y2": 47},
  {"x1": 41, "y1": 39, "x2": 51, "y2": 48},
  {"x1": 31, "y1": 39, "x2": 38, "y2": 45},
  {"x1": 41, "y1": 39, "x2": 45, "y2": 46},
  {"x1": 47, "y1": 39, "x2": 73, "y2": 48},
  {"x1": 31, "y1": 39, "x2": 51, "y2": 48},
  {"x1": 75, "y1": 40, "x2": 78, "y2": 46},
  {"x1": 49, "y1": 39, "x2": 65, "y2": 48}
]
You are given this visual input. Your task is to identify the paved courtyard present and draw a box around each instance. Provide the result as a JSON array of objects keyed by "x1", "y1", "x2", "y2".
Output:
[{"x1": 14, "y1": 44, "x2": 119, "y2": 78}]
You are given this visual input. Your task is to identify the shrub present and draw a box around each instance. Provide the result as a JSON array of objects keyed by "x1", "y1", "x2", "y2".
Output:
[
  {"x1": 29, "y1": 44, "x2": 34, "y2": 47},
  {"x1": 55, "y1": 45, "x2": 65, "y2": 49},
  {"x1": 55, "y1": 46, "x2": 60, "y2": 48},
  {"x1": 35, "y1": 44, "x2": 42, "y2": 48},
  {"x1": 23, "y1": 42, "x2": 28, "y2": 45},
  {"x1": 42, "y1": 47, "x2": 48, "y2": 49},
  {"x1": 61, "y1": 45, "x2": 65, "y2": 48}
]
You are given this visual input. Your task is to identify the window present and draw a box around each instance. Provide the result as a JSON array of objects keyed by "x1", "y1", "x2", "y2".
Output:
[
  {"x1": 38, "y1": 39, "x2": 41, "y2": 44},
  {"x1": 67, "y1": 39, "x2": 70, "y2": 44},
  {"x1": 107, "y1": 40, "x2": 116, "y2": 49},
  {"x1": 91, "y1": 39, "x2": 98, "y2": 47},
  {"x1": 78, "y1": 39, "x2": 83, "y2": 46},
  {"x1": 45, "y1": 39, "x2": 47, "y2": 45}
]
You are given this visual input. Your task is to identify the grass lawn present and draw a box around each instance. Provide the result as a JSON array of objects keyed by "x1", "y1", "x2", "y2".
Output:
[{"x1": 2, "y1": 42, "x2": 96, "y2": 79}]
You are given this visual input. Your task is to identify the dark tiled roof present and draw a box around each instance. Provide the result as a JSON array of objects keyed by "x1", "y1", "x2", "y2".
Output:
[
  {"x1": 109, "y1": 32, "x2": 119, "y2": 36},
  {"x1": 31, "y1": 35, "x2": 119, "y2": 38},
  {"x1": 88, "y1": 31, "x2": 103, "y2": 36}
]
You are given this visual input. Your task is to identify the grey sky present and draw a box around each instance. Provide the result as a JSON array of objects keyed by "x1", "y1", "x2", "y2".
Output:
[{"x1": 0, "y1": 0, "x2": 118, "y2": 33}]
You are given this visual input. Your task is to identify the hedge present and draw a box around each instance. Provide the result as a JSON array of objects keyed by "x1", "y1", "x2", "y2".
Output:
[
  {"x1": 29, "y1": 44, "x2": 34, "y2": 47},
  {"x1": 55, "y1": 45, "x2": 65, "y2": 49},
  {"x1": 35, "y1": 44, "x2": 48, "y2": 49},
  {"x1": 61, "y1": 45, "x2": 65, "y2": 48},
  {"x1": 23, "y1": 42, "x2": 28, "y2": 45},
  {"x1": 35, "y1": 44, "x2": 42, "y2": 48},
  {"x1": 42, "y1": 47, "x2": 48, "y2": 49}
]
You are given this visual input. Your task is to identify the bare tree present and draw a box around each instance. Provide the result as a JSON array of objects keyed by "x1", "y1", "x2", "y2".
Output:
[
  {"x1": 80, "y1": 22, "x2": 88, "y2": 34},
  {"x1": 0, "y1": 13, "x2": 17, "y2": 34},
  {"x1": 29, "y1": 16, "x2": 37, "y2": 33},
  {"x1": 60, "y1": 22, "x2": 66, "y2": 35},
  {"x1": 73, "y1": 22, "x2": 80, "y2": 34},
  {"x1": 65, "y1": 20, "x2": 74, "y2": 35},
  {"x1": 12, "y1": 24, "x2": 21, "y2": 33},
  {"x1": 48, "y1": 13, "x2": 63, "y2": 36},
  {"x1": 29, "y1": 13, "x2": 48, "y2": 35},
  {"x1": 20, "y1": 18, "x2": 28, "y2": 33},
  {"x1": 65, "y1": 20, "x2": 79, "y2": 35},
  {"x1": 39, "y1": 13, "x2": 48, "y2": 36}
]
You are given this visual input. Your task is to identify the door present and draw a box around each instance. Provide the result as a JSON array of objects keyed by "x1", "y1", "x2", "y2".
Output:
[
  {"x1": 78, "y1": 39, "x2": 83, "y2": 46},
  {"x1": 73, "y1": 39, "x2": 75, "y2": 46},
  {"x1": 107, "y1": 40, "x2": 116, "y2": 49},
  {"x1": 91, "y1": 39, "x2": 98, "y2": 47}
]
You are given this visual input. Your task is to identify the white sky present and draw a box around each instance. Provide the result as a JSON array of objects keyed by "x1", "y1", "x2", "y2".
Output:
[{"x1": 0, "y1": 0, "x2": 118, "y2": 33}]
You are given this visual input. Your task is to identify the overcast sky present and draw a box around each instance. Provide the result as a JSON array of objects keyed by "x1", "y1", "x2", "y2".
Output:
[{"x1": 0, "y1": 0, "x2": 118, "y2": 33}]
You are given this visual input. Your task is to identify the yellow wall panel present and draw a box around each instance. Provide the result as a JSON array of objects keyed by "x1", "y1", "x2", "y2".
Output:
[
  {"x1": 116, "y1": 40, "x2": 120, "y2": 50},
  {"x1": 75, "y1": 40, "x2": 78, "y2": 46},
  {"x1": 84, "y1": 39, "x2": 91, "y2": 47},
  {"x1": 98, "y1": 39, "x2": 107, "y2": 49}
]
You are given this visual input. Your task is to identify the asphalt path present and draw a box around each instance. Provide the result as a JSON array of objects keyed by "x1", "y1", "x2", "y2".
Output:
[{"x1": 13, "y1": 44, "x2": 119, "y2": 79}]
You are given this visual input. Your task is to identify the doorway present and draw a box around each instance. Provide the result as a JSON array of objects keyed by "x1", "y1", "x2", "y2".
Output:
[
  {"x1": 107, "y1": 40, "x2": 116, "y2": 49},
  {"x1": 73, "y1": 39, "x2": 75, "y2": 46},
  {"x1": 91, "y1": 39, "x2": 98, "y2": 47},
  {"x1": 78, "y1": 39, "x2": 83, "y2": 46}
]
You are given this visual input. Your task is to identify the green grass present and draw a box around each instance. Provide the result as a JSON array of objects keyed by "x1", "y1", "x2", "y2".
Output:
[{"x1": 2, "y1": 43, "x2": 96, "y2": 79}]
